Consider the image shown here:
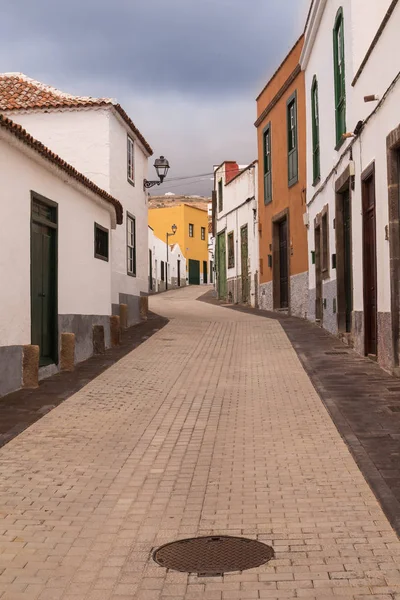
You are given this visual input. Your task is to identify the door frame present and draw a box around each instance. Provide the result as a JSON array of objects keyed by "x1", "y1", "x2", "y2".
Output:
[
  {"x1": 30, "y1": 191, "x2": 58, "y2": 366},
  {"x1": 272, "y1": 208, "x2": 290, "y2": 310},
  {"x1": 361, "y1": 161, "x2": 378, "y2": 357},
  {"x1": 217, "y1": 229, "x2": 227, "y2": 299},
  {"x1": 387, "y1": 125, "x2": 400, "y2": 369},
  {"x1": 335, "y1": 166, "x2": 353, "y2": 334},
  {"x1": 177, "y1": 259, "x2": 181, "y2": 287},
  {"x1": 240, "y1": 224, "x2": 249, "y2": 304}
]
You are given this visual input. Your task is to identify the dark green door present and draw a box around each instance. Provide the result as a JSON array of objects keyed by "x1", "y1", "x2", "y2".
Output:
[
  {"x1": 241, "y1": 225, "x2": 249, "y2": 304},
  {"x1": 343, "y1": 191, "x2": 353, "y2": 332},
  {"x1": 217, "y1": 232, "x2": 227, "y2": 299},
  {"x1": 31, "y1": 199, "x2": 57, "y2": 366},
  {"x1": 188, "y1": 259, "x2": 200, "y2": 285},
  {"x1": 203, "y1": 261, "x2": 208, "y2": 284}
]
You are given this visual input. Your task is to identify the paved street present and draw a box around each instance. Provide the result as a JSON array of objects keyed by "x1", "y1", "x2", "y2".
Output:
[{"x1": 1, "y1": 286, "x2": 400, "y2": 600}]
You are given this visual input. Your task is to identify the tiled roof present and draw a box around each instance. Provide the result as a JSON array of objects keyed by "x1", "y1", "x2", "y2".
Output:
[
  {"x1": 0, "y1": 114, "x2": 123, "y2": 224},
  {"x1": 0, "y1": 73, "x2": 153, "y2": 156}
]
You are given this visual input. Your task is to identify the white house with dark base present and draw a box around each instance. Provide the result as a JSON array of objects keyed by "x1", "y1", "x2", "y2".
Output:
[
  {"x1": 301, "y1": 0, "x2": 400, "y2": 372},
  {"x1": 0, "y1": 115, "x2": 122, "y2": 397},
  {"x1": 0, "y1": 73, "x2": 153, "y2": 328}
]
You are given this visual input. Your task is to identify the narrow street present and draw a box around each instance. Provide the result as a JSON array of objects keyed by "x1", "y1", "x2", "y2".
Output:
[{"x1": 1, "y1": 286, "x2": 400, "y2": 600}]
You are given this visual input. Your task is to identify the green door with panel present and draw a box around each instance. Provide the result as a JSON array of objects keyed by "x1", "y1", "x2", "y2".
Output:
[
  {"x1": 31, "y1": 198, "x2": 58, "y2": 366},
  {"x1": 217, "y1": 232, "x2": 227, "y2": 300}
]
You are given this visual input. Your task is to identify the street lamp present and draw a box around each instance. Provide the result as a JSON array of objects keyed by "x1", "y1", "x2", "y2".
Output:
[
  {"x1": 144, "y1": 156, "x2": 170, "y2": 190},
  {"x1": 166, "y1": 224, "x2": 177, "y2": 290}
]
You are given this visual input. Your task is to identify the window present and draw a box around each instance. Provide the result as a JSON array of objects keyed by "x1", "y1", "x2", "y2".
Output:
[
  {"x1": 127, "y1": 136, "x2": 135, "y2": 184},
  {"x1": 218, "y1": 179, "x2": 223, "y2": 212},
  {"x1": 127, "y1": 214, "x2": 136, "y2": 276},
  {"x1": 201, "y1": 226, "x2": 206, "y2": 240},
  {"x1": 263, "y1": 123, "x2": 272, "y2": 204},
  {"x1": 322, "y1": 213, "x2": 328, "y2": 272},
  {"x1": 189, "y1": 223, "x2": 194, "y2": 237},
  {"x1": 94, "y1": 223, "x2": 109, "y2": 261},
  {"x1": 287, "y1": 92, "x2": 298, "y2": 186},
  {"x1": 228, "y1": 232, "x2": 235, "y2": 268},
  {"x1": 311, "y1": 77, "x2": 321, "y2": 184},
  {"x1": 161, "y1": 261, "x2": 165, "y2": 281},
  {"x1": 334, "y1": 8, "x2": 346, "y2": 147}
]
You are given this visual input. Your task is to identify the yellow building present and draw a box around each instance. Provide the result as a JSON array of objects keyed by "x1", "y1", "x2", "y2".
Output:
[{"x1": 148, "y1": 204, "x2": 209, "y2": 284}]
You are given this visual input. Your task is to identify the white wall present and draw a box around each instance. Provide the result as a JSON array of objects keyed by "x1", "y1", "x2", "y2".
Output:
[
  {"x1": 215, "y1": 163, "x2": 259, "y2": 306},
  {"x1": 109, "y1": 112, "x2": 149, "y2": 303},
  {"x1": 148, "y1": 227, "x2": 186, "y2": 290},
  {"x1": 0, "y1": 131, "x2": 113, "y2": 347},
  {"x1": 5, "y1": 105, "x2": 151, "y2": 307}
]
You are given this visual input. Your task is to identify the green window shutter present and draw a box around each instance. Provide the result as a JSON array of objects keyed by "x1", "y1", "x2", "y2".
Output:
[
  {"x1": 263, "y1": 123, "x2": 272, "y2": 205},
  {"x1": 333, "y1": 8, "x2": 346, "y2": 147},
  {"x1": 287, "y1": 91, "x2": 298, "y2": 187},
  {"x1": 311, "y1": 77, "x2": 321, "y2": 184}
]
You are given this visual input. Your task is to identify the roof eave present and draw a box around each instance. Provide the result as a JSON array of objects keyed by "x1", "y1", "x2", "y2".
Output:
[{"x1": 300, "y1": 0, "x2": 328, "y2": 70}]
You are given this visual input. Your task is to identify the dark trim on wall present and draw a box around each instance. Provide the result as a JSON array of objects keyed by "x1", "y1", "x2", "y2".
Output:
[
  {"x1": 352, "y1": 0, "x2": 399, "y2": 86},
  {"x1": 255, "y1": 65, "x2": 301, "y2": 128},
  {"x1": 387, "y1": 124, "x2": 400, "y2": 368}
]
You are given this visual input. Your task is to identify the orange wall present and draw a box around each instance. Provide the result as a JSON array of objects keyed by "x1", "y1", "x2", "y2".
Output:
[{"x1": 256, "y1": 36, "x2": 308, "y2": 285}]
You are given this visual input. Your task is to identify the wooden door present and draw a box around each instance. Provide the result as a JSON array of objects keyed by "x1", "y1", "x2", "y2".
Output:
[
  {"x1": 31, "y1": 199, "x2": 57, "y2": 366},
  {"x1": 210, "y1": 260, "x2": 213, "y2": 284},
  {"x1": 343, "y1": 191, "x2": 353, "y2": 332},
  {"x1": 203, "y1": 261, "x2": 208, "y2": 284},
  {"x1": 177, "y1": 260, "x2": 181, "y2": 286},
  {"x1": 362, "y1": 169, "x2": 378, "y2": 357},
  {"x1": 188, "y1": 259, "x2": 200, "y2": 285},
  {"x1": 279, "y1": 219, "x2": 289, "y2": 309},
  {"x1": 241, "y1": 225, "x2": 249, "y2": 304},
  {"x1": 217, "y1": 232, "x2": 227, "y2": 299},
  {"x1": 315, "y1": 225, "x2": 323, "y2": 322},
  {"x1": 149, "y1": 249, "x2": 153, "y2": 291}
]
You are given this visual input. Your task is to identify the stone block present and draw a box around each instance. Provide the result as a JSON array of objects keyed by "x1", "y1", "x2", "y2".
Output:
[
  {"x1": 110, "y1": 315, "x2": 121, "y2": 347},
  {"x1": 93, "y1": 325, "x2": 105, "y2": 355},
  {"x1": 140, "y1": 297, "x2": 149, "y2": 321},
  {"x1": 22, "y1": 345, "x2": 39, "y2": 389},
  {"x1": 60, "y1": 333, "x2": 75, "y2": 372},
  {"x1": 120, "y1": 304, "x2": 128, "y2": 330}
]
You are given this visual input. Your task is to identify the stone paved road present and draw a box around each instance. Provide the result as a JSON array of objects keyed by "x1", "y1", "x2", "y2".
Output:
[{"x1": 0, "y1": 286, "x2": 400, "y2": 600}]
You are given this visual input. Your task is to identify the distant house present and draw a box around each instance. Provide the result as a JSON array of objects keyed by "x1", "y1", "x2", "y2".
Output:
[
  {"x1": 0, "y1": 115, "x2": 122, "y2": 397},
  {"x1": 0, "y1": 72, "x2": 153, "y2": 328},
  {"x1": 255, "y1": 37, "x2": 308, "y2": 317},
  {"x1": 148, "y1": 227, "x2": 187, "y2": 292},
  {"x1": 148, "y1": 198, "x2": 210, "y2": 285},
  {"x1": 214, "y1": 161, "x2": 259, "y2": 306}
]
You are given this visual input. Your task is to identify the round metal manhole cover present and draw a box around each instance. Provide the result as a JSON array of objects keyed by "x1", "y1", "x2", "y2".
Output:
[{"x1": 153, "y1": 536, "x2": 274, "y2": 576}]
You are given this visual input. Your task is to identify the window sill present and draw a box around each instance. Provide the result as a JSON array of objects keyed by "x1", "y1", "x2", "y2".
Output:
[
  {"x1": 288, "y1": 177, "x2": 298, "y2": 189},
  {"x1": 127, "y1": 177, "x2": 135, "y2": 187},
  {"x1": 335, "y1": 137, "x2": 346, "y2": 151},
  {"x1": 127, "y1": 271, "x2": 137, "y2": 278},
  {"x1": 95, "y1": 253, "x2": 109, "y2": 262},
  {"x1": 312, "y1": 176, "x2": 321, "y2": 187}
]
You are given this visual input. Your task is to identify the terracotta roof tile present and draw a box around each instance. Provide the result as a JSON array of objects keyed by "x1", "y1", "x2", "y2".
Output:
[
  {"x1": 0, "y1": 73, "x2": 153, "y2": 156},
  {"x1": 0, "y1": 113, "x2": 123, "y2": 224}
]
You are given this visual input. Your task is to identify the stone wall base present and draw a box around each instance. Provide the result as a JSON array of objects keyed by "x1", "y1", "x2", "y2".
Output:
[{"x1": 290, "y1": 271, "x2": 309, "y2": 318}]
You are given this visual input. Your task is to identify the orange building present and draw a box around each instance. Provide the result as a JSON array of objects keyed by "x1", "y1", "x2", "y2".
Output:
[{"x1": 255, "y1": 36, "x2": 308, "y2": 317}]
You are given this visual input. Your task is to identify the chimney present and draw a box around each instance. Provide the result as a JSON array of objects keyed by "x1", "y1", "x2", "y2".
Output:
[{"x1": 225, "y1": 161, "x2": 239, "y2": 185}]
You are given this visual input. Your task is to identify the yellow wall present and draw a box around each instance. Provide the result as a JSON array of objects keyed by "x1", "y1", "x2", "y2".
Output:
[{"x1": 148, "y1": 204, "x2": 209, "y2": 278}]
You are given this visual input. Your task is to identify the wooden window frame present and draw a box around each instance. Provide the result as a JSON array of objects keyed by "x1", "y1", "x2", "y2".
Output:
[
  {"x1": 287, "y1": 91, "x2": 298, "y2": 187},
  {"x1": 263, "y1": 122, "x2": 272, "y2": 205},
  {"x1": 201, "y1": 226, "x2": 206, "y2": 240},
  {"x1": 218, "y1": 179, "x2": 223, "y2": 212},
  {"x1": 333, "y1": 7, "x2": 346, "y2": 149},
  {"x1": 94, "y1": 223, "x2": 109, "y2": 262},
  {"x1": 227, "y1": 231, "x2": 235, "y2": 269},
  {"x1": 189, "y1": 223, "x2": 194, "y2": 238},
  {"x1": 311, "y1": 76, "x2": 321, "y2": 185},
  {"x1": 127, "y1": 212, "x2": 136, "y2": 277},
  {"x1": 127, "y1": 135, "x2": 135, "y2": 186}
]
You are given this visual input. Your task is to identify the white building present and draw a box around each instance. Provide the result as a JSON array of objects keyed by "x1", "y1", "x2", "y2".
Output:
[
  {"x1": 0, "y1": 114, "x2": 122, "y2": 397},
  {"x1": 0, "y1": 73, "x2": 153, "y2": 327},
  {"x1": 214, "y1": 161, "x2": 259, "y2": 307},
  {"x1": 301, "y1": 0, "x2": 400, "y2": 372},
  {"x1": 148, "y1": 227, "x2": 187, "y2": 292}
]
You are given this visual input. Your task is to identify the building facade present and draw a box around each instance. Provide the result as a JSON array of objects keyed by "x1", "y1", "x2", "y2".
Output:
[
  {"x1": 214, "y1": 161, "x2": 259, "y2": 307},
  {"x1": 0, "y1": 73, "x2": 152, "y2": 328},
  {"x1": 148, "y1": 227, "x2": 187, "y2": 292},
  {"x1": 301, "y1": 0, "x2": 399, "y2": 372},
  {"x1": 255, "y1": 37, "x2": 309, "y2": 317},
  {"x1": 0, "y1": 115, "x2": 122, "y2": 397},
  {"x1": 148, "y1": 204, "x2": 209, "y2": 285}
]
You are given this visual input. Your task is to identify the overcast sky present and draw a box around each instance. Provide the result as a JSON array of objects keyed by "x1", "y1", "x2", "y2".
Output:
[{"x1": 1, "y1": 0, "x2": 309, "y2": 197}]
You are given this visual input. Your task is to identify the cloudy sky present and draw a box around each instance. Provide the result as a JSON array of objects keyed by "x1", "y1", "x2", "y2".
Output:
[{"x1": 1, "y1": 0, "x2": 309, "y2": 196}]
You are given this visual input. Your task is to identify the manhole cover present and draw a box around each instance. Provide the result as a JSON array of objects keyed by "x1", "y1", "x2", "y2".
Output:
[{"x1": 153, "y1": 536, "x2": 274, "y2": 576}]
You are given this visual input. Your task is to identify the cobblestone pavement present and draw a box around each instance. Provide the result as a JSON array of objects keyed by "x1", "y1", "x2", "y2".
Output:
[{"x1": 0, "y1": 286, "x2": 400, "y2": 600}]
